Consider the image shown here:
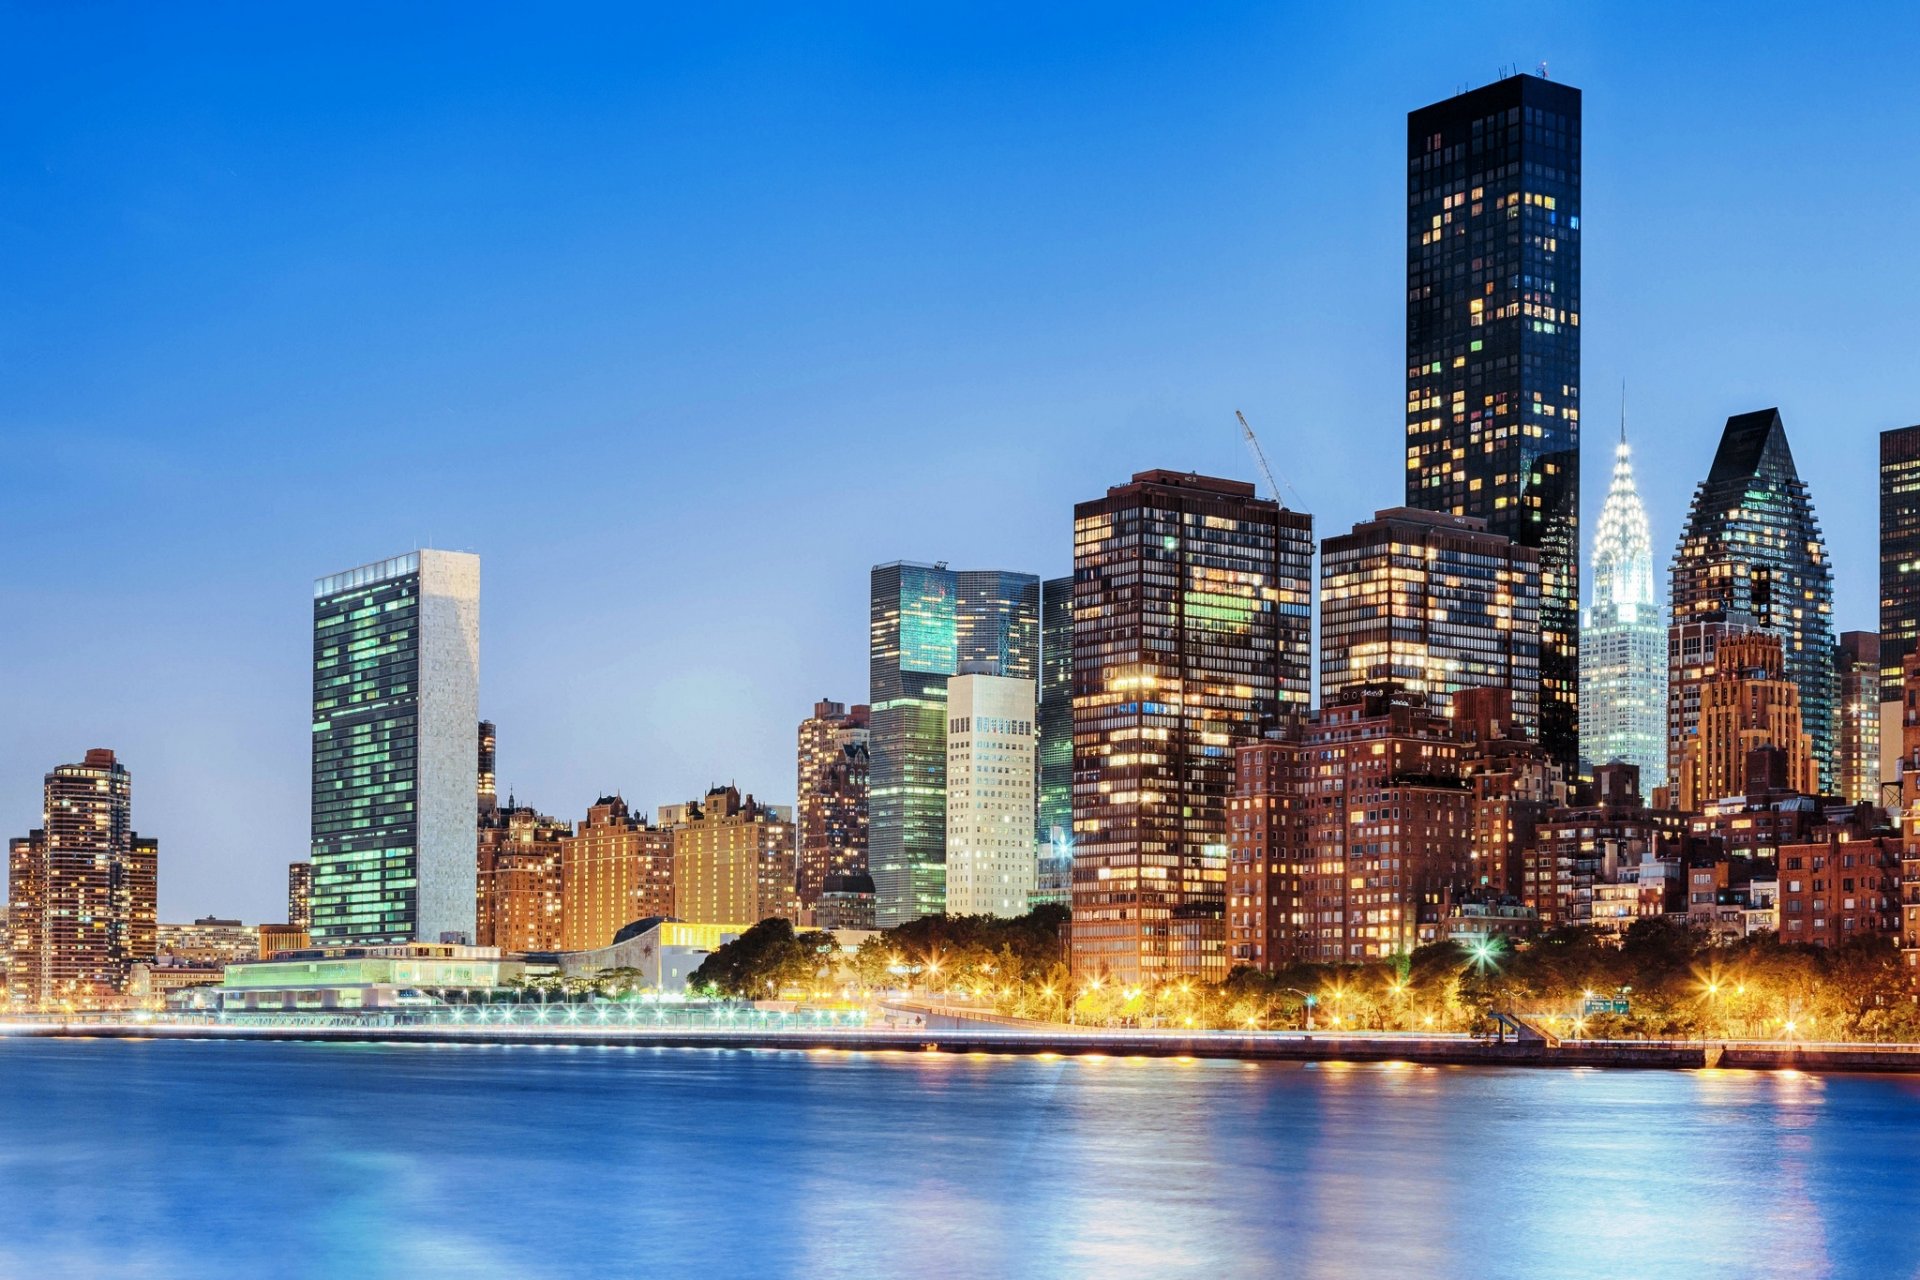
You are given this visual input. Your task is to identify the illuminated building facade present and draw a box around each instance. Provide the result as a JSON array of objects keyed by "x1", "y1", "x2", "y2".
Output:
[
  {"x1": 1232, "y1": 686, "x2": 1471, "y2": 966},
  {"x1": 1580, "y1": 426, "x2": 1666, "y2": 786},
  {"x1": 476, "y1": 803, "x2": 567, "y2": 953},
  {"x1": 1406, "y1": 72, "x2": 1581, "y2": 772},
  {"x1": 311, "y1": 550, "x2": 480, "y2": 945},
  {"x1": 1837, "y1": 632, "x2": 1882, "y2": 806},
  {"x1": 1679, "y1": 633, "x2": 1818, "y2": 811},
  {"x1": 1779, "y1": 825, "x2": 1900, "y2": 948},
  {"x1": 1036, "y1": 575, "x2": 1074, "y2": 888},
  {"x1": 795, "y1": 700, "x2": 869, "y2": 906},
  {"x1": 668, "y1": 787, "x2": 798, "y2": 926},
  {"x1": 868, "y1": 562, "x2": 1038, "y2": 927},
  {"x1": 945, "y1": 664, "x2": 1038, "y2": 917},
  {"x1": 1880, "y1": 427, "x2": 1920, "y2": 702},
  {"x1": 287, "y1": 861, "x2": 313, "y2": 931},
  {"x1": 1321, "y1": 507, "x2": 1541, "y2": 733},
  {"x1": 558, "y1": 796, "x2": 671, "y2": 951},
  {"x1": 157, "y1": 917, "x2": 257, "y2": 966},
  {"x1": 1071, "y1": 470, "x2": 1313, "y2": 982},
  {"x1": 477, "y1": 720, "x2": 498, "y2": 820},
  {"x1": 7, "y1": 749, "x2": 159, "y2": 1008},
  {"x1": 1670, "y1": 410, "x2": 1835, "y2": 791},
  {"x1": 1882, "y1": 427, "x2": 1920, "y2": 790}
]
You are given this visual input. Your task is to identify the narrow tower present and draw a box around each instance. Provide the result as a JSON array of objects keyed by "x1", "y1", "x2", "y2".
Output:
[{"x1": 1580, "y1": 411, "x2": 1666, "y2": 786}]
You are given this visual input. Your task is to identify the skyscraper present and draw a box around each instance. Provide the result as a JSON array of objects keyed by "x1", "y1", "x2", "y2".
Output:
[
  {"x1": 945, "y1": 662, "x2": 1038, "y2": 917},
  {"x1": 1035, "y1": 575, "x2": 1075, "y2": 906},
  {"x1": 795, "y1": 700, "x2": 870, "y2": 907},
  {"x1": 1880, "y1": 426, "x2": 1920, "y2": 785},
  {"x1": 1580, "y1": 423, "x2": 1666, "y2": 786},
  {"x1": 287, "y1": 861, "x2": 313, "y2": 931},
  {"x1": 1071, "y1": 470, "x2": 1313, "y2": 982},
  {"x1": 1837, "y1": 631, "x2": 1882, "y2": 806},
  {"x1": 477, "y1": 720, "x2": 498, "y2": 820},
  {"x1": 1406, "y1": 72, "x2": 1582, "y2": 772},
  {"x1": 1320, "y1": 507, "x2": 1541, "y2": 732},
  {"x1": 1671, "y1": 410, "x2": 1835, "y2": 791},
  {"x1": 311, "y1": 550, "x2": 480, "y2": 945},
  {"x1": 868, "y1": 562, "x2": 1038, "y2": 928},
  {"x1": 7, "y1": 749, "x2": 159, "y2": 1009}
]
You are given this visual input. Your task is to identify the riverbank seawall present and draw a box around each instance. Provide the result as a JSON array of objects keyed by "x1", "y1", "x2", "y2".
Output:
[{"x1": 11, "y1": 1021, "x2": 1920, "y2": 1073}]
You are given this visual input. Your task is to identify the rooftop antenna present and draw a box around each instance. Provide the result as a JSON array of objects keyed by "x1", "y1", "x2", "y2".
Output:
[{"x1": 1620, "y1": 378, "x2": 1628, "y2": 445}]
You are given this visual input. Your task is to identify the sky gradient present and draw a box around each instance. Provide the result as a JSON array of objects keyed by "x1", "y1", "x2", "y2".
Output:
[{"x1": 4, "y1": 3, "x2": 1918, "y2": 921}]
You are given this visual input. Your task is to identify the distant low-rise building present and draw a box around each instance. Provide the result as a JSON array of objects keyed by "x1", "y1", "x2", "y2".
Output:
[{"x1": 157, "y1": 917, "x2": 257, "y2": 967}]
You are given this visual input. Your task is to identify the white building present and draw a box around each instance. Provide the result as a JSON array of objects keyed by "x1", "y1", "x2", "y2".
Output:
[
  {"x1": 944, "y1": 664, "x2": 1037, "y2": 917},
  {"x1": 1581, "y1": 425, "x2": 1667, "y2": 787}
]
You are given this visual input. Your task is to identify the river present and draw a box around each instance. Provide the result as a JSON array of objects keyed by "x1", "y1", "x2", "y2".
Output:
[{"x1": 0, "y1": 1039, "x2": 1910, "y2": 1278}]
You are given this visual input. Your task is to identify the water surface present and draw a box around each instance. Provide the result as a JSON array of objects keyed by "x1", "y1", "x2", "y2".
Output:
[{"x1": 0, "y1": 1039, "x2": 1910, "y2": 1278}]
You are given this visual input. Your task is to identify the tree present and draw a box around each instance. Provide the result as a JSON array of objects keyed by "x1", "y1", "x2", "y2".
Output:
[{"x1": 688, "y1": 918, "x2": 838, "y2": 999}]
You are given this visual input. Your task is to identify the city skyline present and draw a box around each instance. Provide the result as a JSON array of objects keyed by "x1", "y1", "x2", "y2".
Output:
[{"x1": 6, "y1": 7, "x2": 1920, "y2": 922}]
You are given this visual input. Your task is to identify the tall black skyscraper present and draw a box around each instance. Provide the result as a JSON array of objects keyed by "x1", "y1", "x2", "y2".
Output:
[
  {"x1": 1880, "y1": 425, "x2": 1920, "y2": 703},
  {"x1": 1406, "y1": 73, "x2": 1581, "y2": 771}
]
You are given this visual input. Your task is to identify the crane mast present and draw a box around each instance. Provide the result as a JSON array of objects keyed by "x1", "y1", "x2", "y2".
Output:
[{"x1": 1235, "y1": 409, "x2": 1298, "y2": 508}]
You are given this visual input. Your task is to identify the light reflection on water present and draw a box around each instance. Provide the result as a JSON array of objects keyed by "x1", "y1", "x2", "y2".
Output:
[{"x1": 0, "y1": 1040, "x2": 1915, "y2": 1279}]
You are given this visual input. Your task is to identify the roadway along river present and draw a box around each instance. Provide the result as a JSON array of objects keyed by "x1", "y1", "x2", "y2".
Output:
[{"x1": 0, "y1": 1038, "x2": 1910, "y2": 1278}]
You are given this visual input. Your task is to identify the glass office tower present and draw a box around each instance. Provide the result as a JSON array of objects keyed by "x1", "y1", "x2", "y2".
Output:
[
  {"x1": 868, "y1": 562, "x2": 1038, "y2": 927},
  {"x1": 1034, "y1": 575, "x2": 1075, "y2": 906},
  {"x1": 1671, "y1": 410, "x2": 1835, "y2": 792},
  {"x1": 1880, "y1": 426, "x2": 1920, "y2": 702},
  {"x1": 311, "y1": 550, "x2": 480, "y2": 944},
  {"x1": 1406, "y1": 72, "x2": 1581, "y2": 772}
]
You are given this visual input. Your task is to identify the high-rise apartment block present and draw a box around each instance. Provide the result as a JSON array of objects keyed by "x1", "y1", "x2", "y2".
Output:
[
  {"x1": 7, "y1": 749, "x2": 159, "y2": 1008},
  {"x1": 1678, "y1": 633, "x2": 1818, "y2": 811},
  {"x1": 1406, "y1": 73, "x2": 1581, "y2": 771},
  {"x1": 795, "y1": 700, "x2": 870, "y2": 907},
  {"x1": 1671, "y1": 411, "x2": 1834, "y2": 791},
  {"x1": 558, "y1": 796, "x2": 672, "y2": 951},
  {"x1": 668, "y1": 787, "x2": 798, "y2": 926},
  {"x1": 476, "y1": 803, "x2": 567, "y2": 953},
  {"x1": 868, "y1": 563, "x2": 1038, "y2": 928},
  {"x1": 1229, "y1": 687, "x2": 1470, "y2": 967},
  {"x1": 287, "y1": 861, "x2": 313, "y2": 931},
  {"x1": 311, "y1": 550, "x2": 480, "y2": 945},
  {"x1": 1321, "y1": 508, "x2": 1541, "y2": 733},
  {"x1": 1071, "y1": 470, "x2": 1313, "y2": 982},
  {"x1": 944, "y1": 664, "x2": 1038, "y2": 917},
  {"x1": 1837, "y1": 632, "x2": 1882, "y2": 806},
  {"x1": 1581, "y1": 427, "x2": 1666, "y2": 787}
]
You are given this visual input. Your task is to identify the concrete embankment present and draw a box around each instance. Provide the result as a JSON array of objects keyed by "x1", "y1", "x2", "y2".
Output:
[{"x1": 14, "y1": 1023, "x2": 1920, "y2": 1073}]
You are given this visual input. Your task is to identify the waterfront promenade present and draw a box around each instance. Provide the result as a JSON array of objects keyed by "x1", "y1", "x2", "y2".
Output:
[{"x1": 9, "y1": 1016, "x2": 1920, "y2": 1074}]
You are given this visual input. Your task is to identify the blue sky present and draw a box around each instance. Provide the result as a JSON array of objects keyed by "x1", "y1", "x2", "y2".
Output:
[{"x1": 4, "y1": 3, "x2": 1918, "y2": 921}]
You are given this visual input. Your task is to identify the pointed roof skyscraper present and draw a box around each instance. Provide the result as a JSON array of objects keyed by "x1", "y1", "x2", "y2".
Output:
[{"x1": 1671, "y1": 408, "x2": 1836, "y2": 792}]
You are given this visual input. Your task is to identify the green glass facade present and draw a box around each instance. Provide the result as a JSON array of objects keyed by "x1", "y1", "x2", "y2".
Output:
[
  {"x1": 868, "y1": 562, "x2": 1038, "y2": 928},
  {"x1": 313, "y1": 556, "x2": 425, "y2": 942},
  {"x1": 311, "y1": 550, "x2": 480, "y2": 945}
]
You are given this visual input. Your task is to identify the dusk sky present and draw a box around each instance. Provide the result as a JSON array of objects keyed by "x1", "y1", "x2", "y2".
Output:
[{"x1": 4, "y1": 3, "x2": 1918, "y2": 922}]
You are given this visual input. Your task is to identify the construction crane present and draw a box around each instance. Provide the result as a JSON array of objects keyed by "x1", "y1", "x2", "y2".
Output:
[{"x1": 1235, "y1": 409, "x2": 1302, "y2": 509}]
